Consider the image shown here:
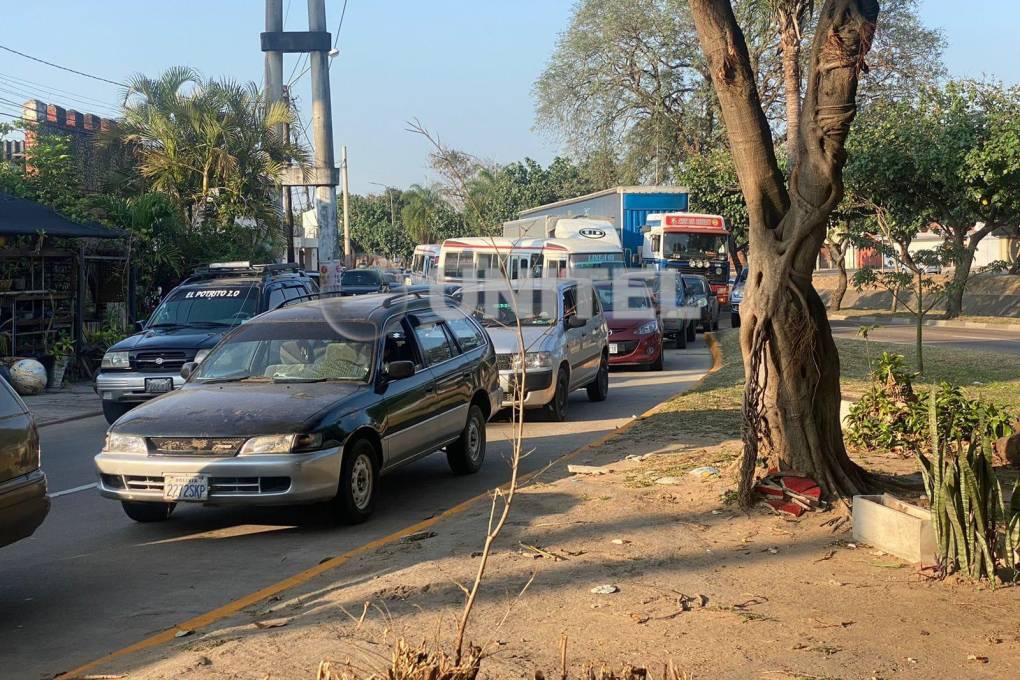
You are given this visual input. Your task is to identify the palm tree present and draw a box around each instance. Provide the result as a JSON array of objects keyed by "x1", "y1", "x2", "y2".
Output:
[
  {"x1": 115, "y1": 67, "x2": 306, "y2": 231},
  {"x1": 400, "y1": 184, "x2": 447, "y2": 244}
]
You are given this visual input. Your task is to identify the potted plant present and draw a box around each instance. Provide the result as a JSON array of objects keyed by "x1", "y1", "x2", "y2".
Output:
[{"x1": 47, "y1": 332, "x2": 74, "y2": 389}]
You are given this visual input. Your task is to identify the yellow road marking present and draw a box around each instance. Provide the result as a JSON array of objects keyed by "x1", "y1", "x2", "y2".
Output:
[{"x1": 60, "y1": 340, "x2": 719, "y2": 679}]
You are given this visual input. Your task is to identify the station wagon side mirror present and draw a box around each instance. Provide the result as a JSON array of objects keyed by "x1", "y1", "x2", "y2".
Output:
[
  {"x1": 385, "y1": 360, "x2": 415, "y2": 380},
  {"x1": 565, "y1": 314, "x2": 587, "y2": 329},
  {"x1": 180, "y1": 362, "x2": 198, "y2": 380},
  {"x1": 134, "y1": 319, "x2": 147, "y2": 332}
]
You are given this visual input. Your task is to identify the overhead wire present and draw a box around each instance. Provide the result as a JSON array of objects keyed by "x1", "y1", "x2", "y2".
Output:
[
  {"x1": 0, "y1": 43, "x2": 127, "y2": 88},
  {"x1": 0, "y1": 72, "x2": 122, "y2": 115},
  {"x1": 288, "y1": 0, "x2": 349, "y2": 86}
]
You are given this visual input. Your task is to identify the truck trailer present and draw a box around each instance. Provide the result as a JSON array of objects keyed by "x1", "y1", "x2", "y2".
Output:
[{"x1": 512, "y1": 186, "x2": 690, "y2": 266}]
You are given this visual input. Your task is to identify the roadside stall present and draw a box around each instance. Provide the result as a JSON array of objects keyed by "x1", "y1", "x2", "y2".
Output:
[{"x1": 0, "y1": 192, "x2": 134, "y2": 389}]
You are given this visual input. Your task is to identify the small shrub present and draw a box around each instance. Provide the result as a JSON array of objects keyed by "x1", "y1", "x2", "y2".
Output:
[{"x1": 845, "y1": 353, "x2": 1012, "y2": 453}]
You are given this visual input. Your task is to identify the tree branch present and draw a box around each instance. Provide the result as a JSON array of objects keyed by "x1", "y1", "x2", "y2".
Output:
[{"x1": 688, "y1": 0, "x2": 789, "y2": 237}]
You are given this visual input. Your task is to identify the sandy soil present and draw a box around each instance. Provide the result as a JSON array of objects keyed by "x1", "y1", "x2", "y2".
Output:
[{"x1": 102, "y1": 425, "x2": 1020, "y2": 680}]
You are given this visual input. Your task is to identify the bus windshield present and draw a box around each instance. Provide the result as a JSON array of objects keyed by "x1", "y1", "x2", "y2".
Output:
[
  {"x1": 662, "y1": 233, "x2": 727, "y2": 260},
  {"x1": 568, "y1": 253, "x2": 626, "y2": 277}
]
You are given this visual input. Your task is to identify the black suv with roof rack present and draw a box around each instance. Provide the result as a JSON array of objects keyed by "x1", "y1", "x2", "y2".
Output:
[{"x1": 95, "y1": 262, "x2": 317, "y2": 424}]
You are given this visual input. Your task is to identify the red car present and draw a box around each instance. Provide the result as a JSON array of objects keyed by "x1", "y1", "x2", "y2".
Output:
[{"x1": 595, "y1": 281, "x2": 663, "y2": 371}]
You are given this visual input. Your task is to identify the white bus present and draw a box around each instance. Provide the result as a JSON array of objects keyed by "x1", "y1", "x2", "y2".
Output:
[
  {"x1": 437, "y1": 235, "x2": 626, "y2": 283},
  {"x1": 407, "y1": 244, "x2": 440, "y2": 283}
]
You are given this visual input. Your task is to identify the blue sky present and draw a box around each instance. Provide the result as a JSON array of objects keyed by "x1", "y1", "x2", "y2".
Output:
[{"x1": 0, "y1": 1, "x2": 1013, "y2": 194}]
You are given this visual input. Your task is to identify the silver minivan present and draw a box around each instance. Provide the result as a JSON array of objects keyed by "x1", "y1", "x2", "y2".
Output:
[{"x1": 459, "y1": 279, "x2": 609, "y2": 421}]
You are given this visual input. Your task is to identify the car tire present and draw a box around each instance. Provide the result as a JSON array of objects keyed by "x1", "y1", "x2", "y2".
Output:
[
  {"x1": 686, "y1": 322, "x2": 696, "y2": 342},
  {"x1": 731, "y1": 312, "x2": 741, "y2": 328},
  {"x1": 447, "y1": 404, "x2": 486, "y2": 475},
  {"x1": 650, "y1": 349, "x2": 664, "y2": 372},
  {"x1": 103, "y1": 400, "x2": 132, "y2": 425},
  {"x1": 712, "y1": 317, "x2": 720, "y2": 331},
  {"x1": 545, "y1": 367, "x2": 569, "y2": 422},
  {"x1": 121, "y1": 501, "x2": 175, "y2": 523},
  {"x1": 586, "y1": 354, "x2": 609, "y2": 402},
  {"x1": 331, "y1": 438, "x2": 378, "y2": 524},
  {"x1": 675, "y1": 330, "x2": 687, "y2": 349}
]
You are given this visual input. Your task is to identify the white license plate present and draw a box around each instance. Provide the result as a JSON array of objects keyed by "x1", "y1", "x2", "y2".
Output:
[
  {"x1": 145, "y1": 377, "x2": 174, "y2": 393},
  {"x1": 609, "y1": 343, "x2": 619, "y2": 354},
  {"x1": 163, "y1": 474, "x2": 209, "y2": 502}
]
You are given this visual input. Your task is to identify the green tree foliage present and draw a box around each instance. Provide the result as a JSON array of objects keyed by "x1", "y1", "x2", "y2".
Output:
[
  {"x1": 846, "y1": 80, "x2": 1020, "y2": 318},
  {"x1": 114, "y1": 66, "x2": 306, "y2": 233}
]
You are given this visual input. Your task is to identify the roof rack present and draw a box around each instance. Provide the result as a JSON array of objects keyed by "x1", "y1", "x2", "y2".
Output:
[
  {"x1": 183, "y1": 262, "x2": 306, "y2": 283},
  {"x1": 273, "y1": 291, "x2": 342, "y2": 310},
  {"x1": 381, "y1": 286, "x2": 434, "y2": 308}
]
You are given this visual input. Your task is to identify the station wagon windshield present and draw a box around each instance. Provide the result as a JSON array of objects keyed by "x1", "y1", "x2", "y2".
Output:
[
  {"x1": 195, "y1": 321, "x2": 375, "y2": 382},
  {"x1": 465, "y1": 289, "x2": 559, "y2": 327},
  {"x1": 148, "y1": 286, "x2": 258, "y2": 328}
]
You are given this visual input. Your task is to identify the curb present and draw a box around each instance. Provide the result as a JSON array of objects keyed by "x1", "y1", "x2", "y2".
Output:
[
  {"x1": 37, "y1": 411, "x2": 103, "y2": 429},
  {"x1": 828, "y1": 314, "x2": 1020, "y2": 332},
  {"x1": 58, "y1": 346, "x2": 716, "y2": 679}
]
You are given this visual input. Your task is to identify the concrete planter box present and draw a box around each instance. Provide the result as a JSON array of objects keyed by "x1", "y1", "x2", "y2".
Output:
[{"x1": 852, "y1": 494, "x2": 937, "y2": 564}]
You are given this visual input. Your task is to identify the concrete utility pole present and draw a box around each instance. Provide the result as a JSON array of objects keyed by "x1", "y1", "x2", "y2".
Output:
[
  {"x1": 260, "y1": 0, "x2": 340, "y2": 268},
  {"x1": 341, "y1": 144, "x2": 352, "y2": 267},
  {"x1": 264, "y1": 1, "x2": 284, "y2": 114},
  {"x1": 282, "y1": 85, "x2": 296, "y2": 263},
  {"x1": 307, "y1": 0, "x2": 338, "y2": 263}
]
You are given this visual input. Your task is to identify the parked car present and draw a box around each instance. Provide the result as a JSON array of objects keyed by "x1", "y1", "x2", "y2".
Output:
[
  {"x1": 95, "y1": 262, "x2": 318, "y2": 424},
  {"x1": 730, "y1": 267, "x2": 748, "y2": 328},
  {"x1": 458, "y1": 279, "x2": 609, "y2": 421},
  {"x1": 595, "y1": 280, "x2": 663, "y2": 371},
  {"x1": 0, "y1": 375, "x2": 48, "y2": 548},
  {"x1": 94, "y1": 291, "x2": 501, "y2": 524},
  {"x1": 623, "y1": 271, "x2": 699, "y2": 348},
  {"x1": 683, "y1": 274, "x2": 721, "y2": 332},
  {"x1": 339, "y1": 268, "x2": 400, "y2": 296}
]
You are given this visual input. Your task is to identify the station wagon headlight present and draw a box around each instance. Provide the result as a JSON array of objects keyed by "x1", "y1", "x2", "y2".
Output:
[
  {"x1": 104, "y1": 432, "x2": 147, "y2": 454},
  {"x1": 194, "y1": 348, "x2": 211, "y2": 364},
  {"x1": 509, "y1": 351, "x2": 554, "y2": 370},
  {"x1": 731, "y1": 288, "x2": 744, "y2": 303},
  {"x1": 101, "y1": 351, "x2": 130, "y2": 369},
  {"x1": 239, "y1": 434, "x2": 297, "y2": 455},
  {"x1": 238, "y1": 433, "x2": 324, "y2": 455},
  {"x1": 636, "y1": 320, "x2": 659, "y2": 336}
]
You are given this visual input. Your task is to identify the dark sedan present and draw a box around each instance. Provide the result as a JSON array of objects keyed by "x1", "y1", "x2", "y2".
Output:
[
  {"x1": 683, "y1": 274, "x2": 721, "y2": 332},
  {"x1": 0, "y1": 376, "x2": 48, "y2": 548},
  {"x1": 94, "y1": 293, "x2": 501, "y2": 524}
]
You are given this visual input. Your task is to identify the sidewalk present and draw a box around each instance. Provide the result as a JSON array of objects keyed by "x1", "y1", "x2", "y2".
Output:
[
  {"x1": 21, "y1": 381, "x2": 102, "y2": 427},
  {"x1": 829, "y1": 311, "x2": 1020, "y2": 331}
]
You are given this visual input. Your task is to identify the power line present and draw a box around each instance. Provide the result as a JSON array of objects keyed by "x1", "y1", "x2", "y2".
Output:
[
  {"x1": 0, "y1": 82, "x2": 120, "y2": 118},
  {"x1": 0, "y1": 43, "x2": 127, "y2": 88},
  {"x1": 332, "y1": 0, "x2": 349, "y2": 49},
  {"x1": 0, "y1": 72, "x2": 122, "y2": 114}
]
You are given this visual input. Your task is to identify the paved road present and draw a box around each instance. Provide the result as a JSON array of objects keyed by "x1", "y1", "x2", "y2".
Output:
[
  {"x1": 829, "y1": 320, "x2": 1020, "y2": 355},
  {"x1": 0, "y1": 343, "x2": 712, "y2": 679}
]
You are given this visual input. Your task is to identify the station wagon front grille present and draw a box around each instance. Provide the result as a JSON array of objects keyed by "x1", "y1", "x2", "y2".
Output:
[
  {"x1": 496, "y1": 354, "x2": 512, "y2": 371},
  {"x1": 118, "y1": 475, "x2": 291, "y2": 495},
  {"x1": 148, "y1": 437, "x2": 245, "y2": 456}
]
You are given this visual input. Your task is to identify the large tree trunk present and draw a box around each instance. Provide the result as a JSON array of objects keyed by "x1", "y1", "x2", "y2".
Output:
[{"x1": 689, "y1": 0, "x2": 879, "y2": 504}]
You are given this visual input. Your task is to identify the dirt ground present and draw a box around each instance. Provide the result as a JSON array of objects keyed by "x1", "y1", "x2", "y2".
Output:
[{"x1": 101, "y1": 425, "x2": 1020, "y2": 680}]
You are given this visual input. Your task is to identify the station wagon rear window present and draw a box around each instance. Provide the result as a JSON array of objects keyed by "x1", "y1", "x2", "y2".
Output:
[{"x1": 148, "y1": 286, "x2": 258, "y2": 328}]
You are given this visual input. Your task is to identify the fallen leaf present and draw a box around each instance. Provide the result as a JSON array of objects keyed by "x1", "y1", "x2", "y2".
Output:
[
  {"x1": 629, "y1": 612, "x2": 650, "y2": 624},
  {"x1": 814, "y1": 550, "x2": 836, "y2": 563},
  {"x1": 967, "y1": 655, "x2": 989, "y2": 664}
]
